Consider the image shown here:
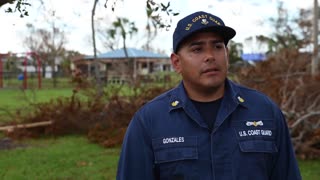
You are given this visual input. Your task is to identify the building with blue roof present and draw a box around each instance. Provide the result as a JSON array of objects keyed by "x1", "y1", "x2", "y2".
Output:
[
  {"x1": 84, "y1": 48, "x2": 169, "y2": 59},
  {"x1": 72, "y1": 48, "x2": 172, "y2": 84},
  {"x1": 241, "y1": 53, "x2": 267, "y2": 62}
]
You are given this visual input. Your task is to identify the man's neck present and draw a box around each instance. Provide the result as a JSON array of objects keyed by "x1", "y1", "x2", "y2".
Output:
[{"x1": 184, "y1": 83, "x2": 225, "y2": 102}]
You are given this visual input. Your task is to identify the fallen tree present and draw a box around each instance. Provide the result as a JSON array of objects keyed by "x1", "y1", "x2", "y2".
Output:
[
  {"x1": 3, "y1": 53, "x2": 320, "y2": 159},
  {"x1": 235, "y1": 49, "x2": 320, "y2": 159}
]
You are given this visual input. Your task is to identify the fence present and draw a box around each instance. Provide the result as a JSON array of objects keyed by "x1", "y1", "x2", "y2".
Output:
[{"x1": 0, "y1": 70, "x2": 73, "y2": 89}]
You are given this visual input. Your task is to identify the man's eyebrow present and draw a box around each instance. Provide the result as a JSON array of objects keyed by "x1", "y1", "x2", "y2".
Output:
[{"x1": 189, "y1": 40, "x2": 224, "y2": 47}]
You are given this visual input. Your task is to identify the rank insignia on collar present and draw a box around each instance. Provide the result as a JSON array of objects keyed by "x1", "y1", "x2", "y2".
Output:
[
  {"x1": 237, "y1": 96, "x2": 245, "y2": 103},
  {"x1": 246, "y1": 121, "x2": 263, "y2": 127},
  {"x1": 171, "y1": 100, "x2": 179, "y2": 107}
]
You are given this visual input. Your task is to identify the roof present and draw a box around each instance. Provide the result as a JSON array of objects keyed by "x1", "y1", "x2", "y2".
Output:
[
  {"x1": 85, "y1": 48, "x2": 168, "y2": 59},
  {"x1": 241, "y1": 53, "x2": 267, "y2": 62}
]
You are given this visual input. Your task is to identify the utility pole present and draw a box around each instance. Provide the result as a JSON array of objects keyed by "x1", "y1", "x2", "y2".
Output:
[{"x1": 312, "y1": 0, "x2": 319, "y2": 76}]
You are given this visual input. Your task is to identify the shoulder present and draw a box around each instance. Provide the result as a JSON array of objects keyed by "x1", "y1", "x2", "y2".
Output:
[
  {"x1": 135, "y1": 87, "x2": 175, "y2": 116},
  {"x1": 146, "y1": 87, "x2": 177, "y2": 106},
  {"x1": 232, "y1": 81, "x2": 277, "y2": 106},
  {"x1": 229, "y1": 81, "x2": 287, "y2": 129},
  {"x1": 229, "y1": 81, "x2": 282, "y2": 116}
]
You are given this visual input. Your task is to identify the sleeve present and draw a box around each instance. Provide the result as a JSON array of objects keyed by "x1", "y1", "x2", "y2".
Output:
[
  {"x1": 116, "y1": 112, "x2": 155, "y2": 180},
  {"x1": 270, "y1": 107, "x2": 302, "y2": 180}
]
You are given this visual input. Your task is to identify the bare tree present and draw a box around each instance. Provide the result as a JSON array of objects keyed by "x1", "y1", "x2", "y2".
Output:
[
  {"x1": 91, "y1": 0, "x2": 104, "y2": 96},
  {"x1": 23, "y1": 23, "x2": 67, "y2": 87},
  {"x1": 10, "y1": 0, "x2": 178, "y2": 91},
  {"x1": 252, "y1": 2, "x2": 317, "y2": 57},
  {"x1": 235, "y1": 2, "x2": 320, "y2": 159}
]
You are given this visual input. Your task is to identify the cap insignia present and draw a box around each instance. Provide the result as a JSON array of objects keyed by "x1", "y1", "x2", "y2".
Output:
[{"x1": 201, "y1": 19, "x2": 209, "y2": 25}]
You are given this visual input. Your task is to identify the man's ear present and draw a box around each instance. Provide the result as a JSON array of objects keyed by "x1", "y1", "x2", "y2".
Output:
[
  {"x1": 226, "y1": 46, "x2": 230, "y2": 68},
  {"x1": 170, "y1": 53, "x2": 181, "y2": 74}
]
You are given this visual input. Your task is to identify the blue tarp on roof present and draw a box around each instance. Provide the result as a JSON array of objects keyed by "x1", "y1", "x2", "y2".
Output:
[
  {"x1": 85, "y1": 48, "x2": 168, "y2": 59},
  {"x1": 241, "y1": 53, "x2": 267, "y2": 61}
]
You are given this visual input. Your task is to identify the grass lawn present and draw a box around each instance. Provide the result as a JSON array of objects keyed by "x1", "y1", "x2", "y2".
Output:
[
  {"x1": 0, "y1": 135, "x2": 319, "y2": 179},
  {"x1": 0, "y1": 88, "x2": 75, "y2": 124},
  {"x1": 2, "y1": 77, "x2": 74, "y2": 90},
  {"x1": 0, "y1": 81, "x2": 319, "y2": 179},
  {"x1": 0, "y1": 88, "x2": 74, "y2": 109},
  {"x1": 0, "y1": 136, "x2": 119, "y2": 180},
  {"x1": 299, "y1": 159, "x2": 320, "y2": 179},
  {"x1": 0, "y1": 83, "x2": 169, "y2": 124}
]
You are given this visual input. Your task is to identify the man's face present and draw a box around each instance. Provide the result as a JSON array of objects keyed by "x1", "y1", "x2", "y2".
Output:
[{"x1": 171, "y1": 31, "x2": 229, "y2": 93}]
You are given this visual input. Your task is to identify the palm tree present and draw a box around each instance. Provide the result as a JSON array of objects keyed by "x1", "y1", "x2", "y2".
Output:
[{"x1": 107, "y1": 17, "x2": 138, "y2": 83}]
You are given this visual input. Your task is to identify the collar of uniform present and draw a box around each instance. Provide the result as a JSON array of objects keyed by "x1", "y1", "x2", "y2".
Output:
[
  {"x1": 168, "y1": 81, "x2": 189, "y2": 111},
  {"x1": 226, "y1": 79, "x2": 249, "y2": 109},
  {"x1": 168, "y1": 80, "x2": 249, "y2": 111}
]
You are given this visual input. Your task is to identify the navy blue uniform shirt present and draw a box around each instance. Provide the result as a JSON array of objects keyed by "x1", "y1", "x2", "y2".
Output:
[{"x1": 117, "y1": 79, "x2": 302, "y2": 180}]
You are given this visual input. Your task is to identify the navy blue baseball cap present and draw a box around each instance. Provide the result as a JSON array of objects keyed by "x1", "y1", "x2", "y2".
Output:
[{"x1": 173, "y1": 11, "x2": 236, "y2": 53}]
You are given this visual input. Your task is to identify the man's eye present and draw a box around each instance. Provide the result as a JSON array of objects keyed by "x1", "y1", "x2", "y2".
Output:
[
  {"x1": 214, "y1": 43, "x2": 224, "y2": 49},
  {"x1": 192, "y1": 47, "x2": 202, "y2": 52},
  {"x1": 214, "y1": 44, "x2": 223, "y2": 49}
]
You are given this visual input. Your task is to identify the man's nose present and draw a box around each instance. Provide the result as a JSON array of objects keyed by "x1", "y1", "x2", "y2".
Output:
[{"x1": 204, "y1": 48, "x2": 215, "y2": 62}]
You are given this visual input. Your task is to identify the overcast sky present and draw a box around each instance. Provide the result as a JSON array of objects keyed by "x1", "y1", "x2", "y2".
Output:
[{"x1": 0, "y1": 0, "x2": 312, "y2": 55}]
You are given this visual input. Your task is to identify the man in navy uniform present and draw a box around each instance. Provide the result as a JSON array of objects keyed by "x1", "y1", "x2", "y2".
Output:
[{"x1": 117, "y1": 11, "x2": 302, "y2": 180}]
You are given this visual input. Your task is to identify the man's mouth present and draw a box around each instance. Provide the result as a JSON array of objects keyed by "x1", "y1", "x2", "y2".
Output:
[{"x1": 202, "y1": 67, "x2": 219, "y2": 74}]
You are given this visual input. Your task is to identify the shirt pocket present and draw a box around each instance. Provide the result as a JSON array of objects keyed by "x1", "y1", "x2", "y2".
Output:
[
  {"x1": 231, "y1": 119, "x2": 276, "y2": 141},
  {"x1": 152, "y1": 136, "x2": 198, "y2": 164},
  {"x1": 233, "y1": 140, "x2": 278, "y2": 179},
  {"x1": 239, "y1": 140, "x2": 278, "y2": 153},
  {"x1": 152, "y1": 136, "x2": 199, "y2": 179}
]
